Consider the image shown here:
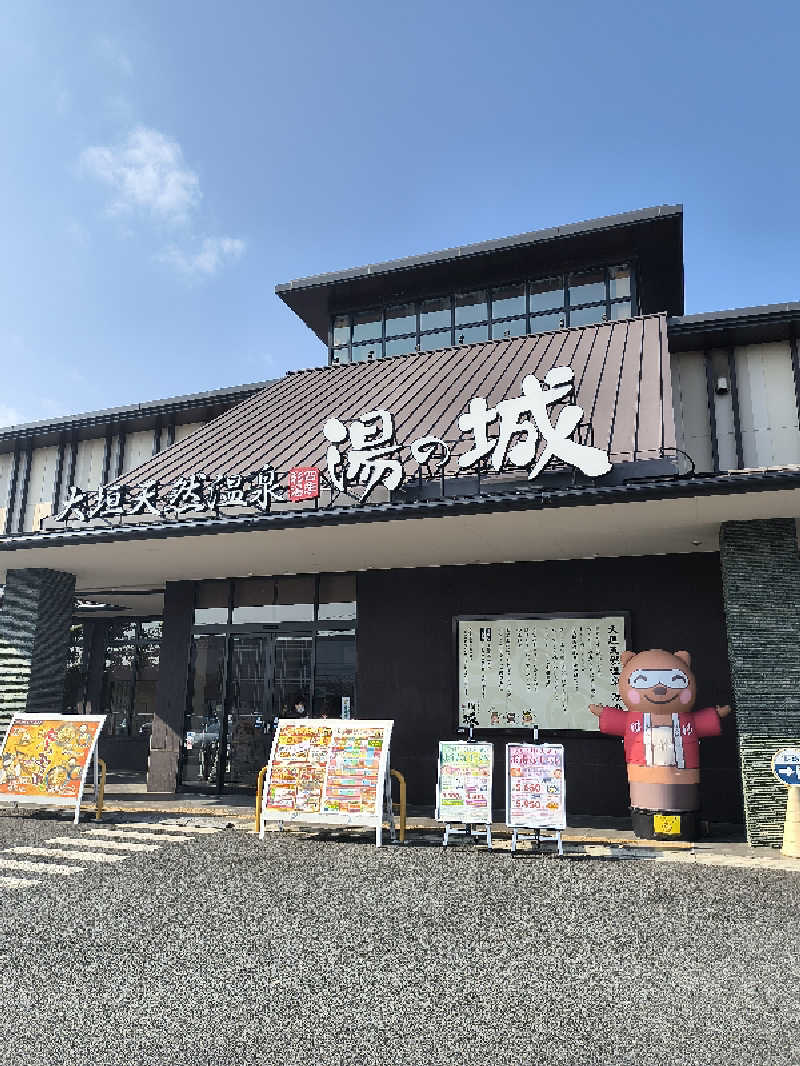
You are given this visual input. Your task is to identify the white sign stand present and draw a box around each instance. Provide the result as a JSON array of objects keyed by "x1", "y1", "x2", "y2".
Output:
[
  {"x1": 259, "y1": 719, "x2": 394, "y2": 848},
  {"x1": 506, "y1": 738, "x2": 566, "y2": 856},
  {"x1": 435, "y1": 737, "x2": 494, "y2": 850},
  {"x1": 0, "y1": 714, "x2": 106, "y2": 824}
]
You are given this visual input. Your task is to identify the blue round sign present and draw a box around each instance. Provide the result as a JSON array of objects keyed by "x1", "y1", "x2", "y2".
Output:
[{"x1": 772, "y1": 747, "x2": 800, "y2": 786}]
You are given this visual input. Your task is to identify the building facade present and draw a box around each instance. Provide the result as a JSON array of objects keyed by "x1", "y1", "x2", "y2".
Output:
[{"x1": 1, "y1": 205, "x2": 799, "y2": 845}]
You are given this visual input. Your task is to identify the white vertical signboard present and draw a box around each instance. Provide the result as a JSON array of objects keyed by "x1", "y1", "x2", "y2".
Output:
[
  {"x1": 506, "y1": 742, "x2": 566, "y2": 854},
  {"x1": 458, "y1": 615, "x2": 626, "y2": 730},
  {"x1": 435, "y1": 741, "x2": 494, "y2": 847}
]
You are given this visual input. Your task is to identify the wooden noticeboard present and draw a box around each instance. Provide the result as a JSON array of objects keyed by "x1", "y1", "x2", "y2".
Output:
[
  {"x1": 259, "y1": 719, "x2": 393, "y2": 845},
  {"x1": 0, "y1": 714, "x2": 106, "y2": 823},
  {"x1": 457, "y1": 614, "x2": 627, "y2": 731}
]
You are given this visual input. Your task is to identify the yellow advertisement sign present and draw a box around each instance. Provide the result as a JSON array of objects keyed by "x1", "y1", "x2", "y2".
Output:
[
  {"x1": 0, "y1": 714, "x2": 105, "y2": 809},
  {"x1": 653, "y1": 814, "x2": 681, "y2": 836}
]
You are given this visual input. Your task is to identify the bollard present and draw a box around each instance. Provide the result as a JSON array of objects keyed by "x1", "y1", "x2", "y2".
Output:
[{"x1": 783, "y1": 785, "x2": 800, "y2": 858}]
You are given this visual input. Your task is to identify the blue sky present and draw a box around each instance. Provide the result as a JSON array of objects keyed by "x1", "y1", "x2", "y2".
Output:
[{"x1": 1, "y1": 0, "x2": 798, "y2": 427}]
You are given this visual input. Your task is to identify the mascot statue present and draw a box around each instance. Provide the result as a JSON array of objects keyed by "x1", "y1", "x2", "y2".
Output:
[{"x1": 590, "y1": 649, "x2": 730, "y2": 839}]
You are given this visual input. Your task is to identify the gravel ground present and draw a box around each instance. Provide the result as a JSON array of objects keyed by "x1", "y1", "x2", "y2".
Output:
[{"x1": 0, "y1": 812, "x2": 797, "y2": 1066}]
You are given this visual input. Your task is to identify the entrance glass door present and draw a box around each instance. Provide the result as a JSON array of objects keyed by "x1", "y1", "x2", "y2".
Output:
[
  {"x1": 226, "y1": 634, "x2": 277, "y2": 790},
  {"x1": 183, "y1": 634, "x2": 226, "y2": 788}
]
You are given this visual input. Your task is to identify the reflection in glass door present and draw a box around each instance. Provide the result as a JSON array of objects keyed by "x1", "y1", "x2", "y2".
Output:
[
  {"x1": 226, "y1": 634, "x2": 277, "y2": 790},
  {"x1": 183, "y1": 634, "x2": 226, "y2": 788}
]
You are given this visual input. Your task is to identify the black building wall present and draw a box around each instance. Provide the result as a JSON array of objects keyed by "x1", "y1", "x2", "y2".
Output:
[{"x1": 357, "y1": 552, "x2": 742, "y2": 823}]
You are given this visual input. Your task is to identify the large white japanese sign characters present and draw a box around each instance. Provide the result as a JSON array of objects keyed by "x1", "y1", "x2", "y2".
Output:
[
  {"x1": 457, "y1": 366, "x2": 611, "y2": 478},
  {"x1": 323, "y1": 409, "x2": 449, "y2": 501},
  {"x1": 458, "y1": 615, "x2": 626, "y2": 731}
]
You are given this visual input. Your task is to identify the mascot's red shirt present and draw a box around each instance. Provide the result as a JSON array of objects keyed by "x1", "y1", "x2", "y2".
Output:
[{"x1": 598, "y1": 707, "x2": 722, "y2": 769}]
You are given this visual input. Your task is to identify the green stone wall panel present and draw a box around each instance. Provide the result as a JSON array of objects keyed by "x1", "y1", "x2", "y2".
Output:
[{"x1": 720, "y1": 519, "x2": 800, "y2": 846}]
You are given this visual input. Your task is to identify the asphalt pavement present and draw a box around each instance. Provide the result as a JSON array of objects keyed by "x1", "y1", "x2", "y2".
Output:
[{"x1": 0, "y1": 811, "x2": 797, "y2": 1066}]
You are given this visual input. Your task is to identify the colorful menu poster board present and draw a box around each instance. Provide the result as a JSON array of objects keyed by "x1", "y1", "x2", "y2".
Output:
[
  {"x1": 260, "y1": 719, "x2": 393, "y2": 833},
  {"x1": 458, "y1": 615, "x2": 627, "y2": 730},
  {"x1": 435, "y1": 741, "x2": 494, "y2": 824},
  {"x1": 506, "y1": 743, "x2": 566, "y2": 830},
  {"x1": 0, "y1": 714, "x2": 105, "y2": 821}
]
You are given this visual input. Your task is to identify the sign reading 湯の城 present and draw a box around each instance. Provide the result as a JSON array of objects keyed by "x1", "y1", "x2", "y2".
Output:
[
  {"x1": 50, "y1": 365, "x2": 614, "y2": 527},
  {"x1": 434, "y1": 741, "x2": 494, "y2": 824},
  {"x1": 458, "y1": 615, "x2": 626, "y2": 731},
  {"x1": 259, "y1": 719, "x2": 393, "y2": 844},
  {"x1": 0, "y1": 714, "x2": 106, "y2": 823},
  {"x1": 506, "y1": 743, "x2": 566, "y2": 830}
]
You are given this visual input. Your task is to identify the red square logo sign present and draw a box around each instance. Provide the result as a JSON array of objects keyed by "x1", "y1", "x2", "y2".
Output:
[{"x1": 288, "y1": 467, "x2": 320, "y2": 502}]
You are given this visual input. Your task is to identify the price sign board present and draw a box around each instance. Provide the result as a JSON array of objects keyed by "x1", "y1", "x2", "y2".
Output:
[
  {"x1": 0, "y1": 714, "x2": 105, "y2": 821},
  {"x1": 771, "y1": 747, "x2": 800, "y2": 786},
  {"x1": 435, "y1": 741, "x2": 493, "y2": 824},
  {"x1": 506, "y1": 743, "x2": 566, "y2": 830},
  {"x1": 260, "y1": 719, "x2": 392, "y2": 832}
]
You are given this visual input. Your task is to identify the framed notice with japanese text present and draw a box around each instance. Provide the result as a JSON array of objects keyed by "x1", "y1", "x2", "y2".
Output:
[
  {"x1": 506, "y1": 743, "x2": 566, "y2": 830},
  {"x1": 435, "y1": 741, "x2": 494, "y2": 824},
  {"x1": 259, "y1": 719, "x2": 393, "y2": 833},
  {"x1": 457, "y1": 614, "x2": 628, "y2": 731}
]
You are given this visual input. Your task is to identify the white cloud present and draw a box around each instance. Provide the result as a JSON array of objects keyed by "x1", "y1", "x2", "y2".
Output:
[
  {"x1": 0, "y1": 405, "x2": 24, "y2": 429},
  {"x1": 94, "y1": 35, "x2": 133, "y2": 77},
  {"x1": 158, "y1": 236, "x2": 246, "y2": 279},
  {"x1": 80, "y1": 126, "x2": 201, "y2": 225}
]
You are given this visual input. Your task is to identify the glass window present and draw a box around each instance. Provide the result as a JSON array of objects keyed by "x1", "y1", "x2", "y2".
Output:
[
  {"x1": 350, "y1": 341, "x2": 380, "y2": 362},
  {"x1": 419, "y1": 297, "x2": 451, "y2": 331},
  {"x1": 319, "y1": 573, "x2": 356, "y2": 621},
  {"x1": 313, "y1": 633, "x2": 355, "y2": 718},
  {"x1": 419, "y1": 330, "x2": 450, "y2": 351},
  {"x1": 568, "y1": 270, "x2": 605, "y2": 306},
  {"x1": 132, "y1": 643, "x2": 159, "y2": 738},
  {"x1": 491, "y1": 317, "x2": 527, "y2": 340},
  {"x1": 102, "y1": 642, "x2": 135, "y2": 736},
  {"x1": 108, "y1": 620, "x2": 137, "y2": 643},
  {"x1": 63, "y1": 624, "x2": 86, "y2": 713},
  {"x1": 609, "y1": 265, "x2": 631, "y2": 300},
  {"x1": 140, "y1": 620, "x2": 163, "y2": 643},
  {"x1": 385, "y1": 336, "x2": 415, "y2": 357},
  {"x1": 530, "y1": 312, "x2": 564, "y2": 334},
  {"x1": 332, "y1": 315, "x2": 350, "y2": 346},
  {"x1": 569, "y1": 304, "x2": 606, "y2": 327},
  {"x1": 610, "y1": 300, "x2": 632, "y2": 320},
  {"x1": 455, "y1": 290, "x2": 488, "y2": 326},
  {"x1": 529, "y1": 277, "x2": 564, "y2": 313},
  {"x1": 386, "y1": 304, "x2": 416, "y2": 337},
  {"x1": 232, "y1": 576, "x2": 314, "y2": 624},
  {"x1": 195, "y1": 581, "x2": 229, "y2": 626},
  {"x1": 183, "y1": 634, "x2": 226, "y2": 787},
  {"x1": 351, "y1": 310, "x2": 381, "y2": 343},
  {"x1": 331, "y1": 347, "x2": 349, "y2": 366},
  {"x1": 456, "y1": 323, "x2": 490, "y2": 344},
  {"x1": 491, "y1": 284, "x2": 525, "y2": 319}
]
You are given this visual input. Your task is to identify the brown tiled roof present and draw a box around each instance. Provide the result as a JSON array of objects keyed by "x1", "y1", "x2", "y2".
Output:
[{"x1": 122, "y1": 314, "x2": 673, "y2": 484}]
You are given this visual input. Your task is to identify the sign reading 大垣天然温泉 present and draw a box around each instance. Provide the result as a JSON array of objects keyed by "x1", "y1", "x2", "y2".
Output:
[
  {"x1": 458, "y1": 615, "x2": 627, "y2": 731},
  {"x1": 50, "y1": 365, "x2": 612, "y2": 526}
]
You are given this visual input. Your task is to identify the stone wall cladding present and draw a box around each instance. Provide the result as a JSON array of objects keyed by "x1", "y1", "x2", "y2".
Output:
[
  {"x1": 0, "y1": 568, "x2": 75, "y2": 731},
  {"x1": 720, "y1": 519, "x2": 800, "y2": 846}
]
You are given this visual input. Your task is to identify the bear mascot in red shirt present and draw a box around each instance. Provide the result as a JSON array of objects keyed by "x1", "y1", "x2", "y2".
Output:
[{"x1": 590, "y1": 649, "x2": 730, "y2": 837}]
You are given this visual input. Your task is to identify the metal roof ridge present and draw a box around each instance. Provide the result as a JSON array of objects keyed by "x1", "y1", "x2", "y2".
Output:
[{"x1": 275, "y1": 205, "x2": 684, "y2": 293}]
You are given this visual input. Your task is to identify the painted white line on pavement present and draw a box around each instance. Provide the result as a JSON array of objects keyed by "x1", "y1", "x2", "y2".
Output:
[
  {"x1": 87, "y1": 828, "x2": 193, "y2": 843},
  {"x1": 126, "y1": 822, "x2": 223, "y2": 835},
  {"x1": 0, "y1": 875, "x2": 41, "y2": 888},
  {"x1": 0, "y1": 858, "x2": 84, "y2": 876},
  {"x1": 6, "y1": 847, "x2": 126, "y2": 864},
  {"x1": 46, "y1": 836, "x2": 160, "y2": 853}
]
